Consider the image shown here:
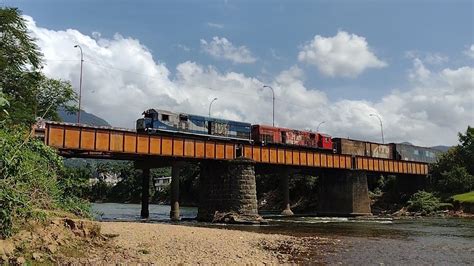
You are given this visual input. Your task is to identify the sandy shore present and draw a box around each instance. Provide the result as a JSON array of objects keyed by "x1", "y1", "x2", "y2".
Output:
[{"x1": 71, "y1": 221, "x2": 339, "y2": 264}]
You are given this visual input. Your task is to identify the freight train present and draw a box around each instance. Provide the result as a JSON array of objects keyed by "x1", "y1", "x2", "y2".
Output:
[{"x1": 136, "y1": 109, "x2": 442, "y2": 163}]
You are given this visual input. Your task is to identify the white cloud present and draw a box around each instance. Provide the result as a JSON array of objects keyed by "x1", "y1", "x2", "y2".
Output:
[
  {"x1": 270, "y1": 48, "x2": 282, "y2": 60},
  {"x1": 206, "y1": 22, "x2": 224, "y2": 29},
  {"x1": 26, "y1": 16, "x2": 473, "y2": 146},
  {"x1": 177, "y1": 44, "x2": 191, "y2": 52},
  {"x1": 405, "y1": 50, "x2": 449, "y2": 65},
  {"x1": 200, "y1": 36, "x2": 256, "y2": 64},
  {"x1": 409, "y1": 58, "x2": 431, "y2": 82},
  {"x1": 465, "y1": 44, "x2": 474, "y2": 59},
  {"x1": 91, "y1": 31, "x2": 101, "y2": 40},
  {"x1": 424, "y1": 53, "x2": 449, "y2": 65},
  {"x1": 298, "y1": 31, "x2": 387, "y2": 78},
  {"x1": 375, "y1": 61, "x2": 474, "y2": 145}
]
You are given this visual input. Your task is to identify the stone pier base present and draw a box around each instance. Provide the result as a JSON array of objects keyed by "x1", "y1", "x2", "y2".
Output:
[
  {"x1": 280, "y1": 169, "x2": 294, "y2": 216},
  {"x1": 197, "y1": 158, "x2": 264, "y2": 224},
  {"x1": 170, "y1": 162, "x2": 183, "y2": 221},
  {"x1": 317, "y1": 170, "x2": 371, "y2": 216}
]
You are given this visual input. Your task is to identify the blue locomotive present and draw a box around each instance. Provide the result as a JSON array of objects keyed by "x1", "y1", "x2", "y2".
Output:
[{"x1": 136, "y1": 109, "x2": 251, "y2": 140}]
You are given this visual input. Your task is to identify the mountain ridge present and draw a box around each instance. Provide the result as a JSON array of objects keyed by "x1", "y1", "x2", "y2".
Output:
[{"x1": 58, "y1": 109, "x2": 111, "y2": 127}]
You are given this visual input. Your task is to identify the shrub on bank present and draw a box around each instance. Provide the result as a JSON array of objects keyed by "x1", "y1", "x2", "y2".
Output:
[
  {"x1": 0, "y1": 129, "x2": 91, "y2": 238},
  {"x1": 406, "y1": 191, "x2": 447, "y2": 214}
]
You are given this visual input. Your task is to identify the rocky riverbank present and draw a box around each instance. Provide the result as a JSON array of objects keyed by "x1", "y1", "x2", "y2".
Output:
[{"x1": 1, "y1": 218, "x2": 340, "y2": 264}]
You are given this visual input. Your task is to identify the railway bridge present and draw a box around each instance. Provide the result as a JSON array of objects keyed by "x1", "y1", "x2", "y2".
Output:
[{"x1": 34, "y1": 121, "x2": 429, "y2": 221}]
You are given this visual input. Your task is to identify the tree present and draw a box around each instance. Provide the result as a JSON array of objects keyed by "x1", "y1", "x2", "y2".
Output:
[
  {"x1": 37, "y1": 77, "x2": 77, "y2": 121},
  {"x1": 431, "y1": 127, "x2": 474, "y2": 194},
  {"x1": 0, "y1": 7, "x2": 42, "y2": 125},
  {"x1": 0, "y1": 7, "x2": 41, "y2": 72},
  {"x1": 0, "y1": 7, "x2": 77, "y2": 126},
  {"x1": 458, "y1": 126, "x2": 474, "y2": 174}
]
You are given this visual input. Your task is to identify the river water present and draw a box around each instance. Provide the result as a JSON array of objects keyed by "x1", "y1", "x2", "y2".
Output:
[{"x1": 92, "y1": 203, "x2": 474, "y2": 264}]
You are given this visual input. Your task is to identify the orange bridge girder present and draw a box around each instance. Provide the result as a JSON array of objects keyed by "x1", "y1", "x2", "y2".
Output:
[{"x1": 34, "y1": 121, "x2": 429, "y2": 175}]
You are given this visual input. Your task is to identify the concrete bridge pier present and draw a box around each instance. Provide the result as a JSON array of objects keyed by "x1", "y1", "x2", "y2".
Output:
[
  {"x1": 197, "y1": 158, "x2": 262, "y2": 223},
  {"x1": 280, "y1": 169, "x2": 294, "y2": 216},
  {"x1": 140, "y1": 168, "x2": 151, "y2": 219},
  {"x1": 170, "y1": 162, "x2": 184, "y2": 221},
  {"x1": 317, "y1": 170, "x2": 371, "y2": 216},
  {"x1": 136, "y1": 160, "x2": 183, "y2": 220}
]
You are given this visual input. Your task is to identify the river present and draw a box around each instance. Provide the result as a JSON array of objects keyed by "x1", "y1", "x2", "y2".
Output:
[{"x1": 92, "y1": 203, "x2": 474, "y2": 264}]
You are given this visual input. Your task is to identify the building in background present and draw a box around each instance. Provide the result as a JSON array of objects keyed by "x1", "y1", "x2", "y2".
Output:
[{"x1": 154, "y1": 176, "x2": 171, "y2": 192}]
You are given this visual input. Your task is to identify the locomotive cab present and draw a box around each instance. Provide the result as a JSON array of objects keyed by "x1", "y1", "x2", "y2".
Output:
[
  {"x1": 143, "y1": 109, "x2": 159, "y2": 120},
  {"x1": 137, "y1": 109, "x2": 179, "y2": 132},
  {"x1": 136, "y1": 109, "x2": 157, "y2": 131}
]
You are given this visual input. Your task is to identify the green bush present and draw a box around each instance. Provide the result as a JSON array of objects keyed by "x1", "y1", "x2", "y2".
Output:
[
  {"x1": 59, "y1": 166, "x2": 93, "y2": 199},
  {"x1": 407, "y1": 191, "x2": 442, "y2": 214},
  {"x1": 59, "y1": 196, "x2": 92, "y2": 217},
  {"x1": 0, "y1": 129, "x2": 91, "y2": 238},
  {"x1": 438, "y1": 166, "x2": 474, "y2": 193}
]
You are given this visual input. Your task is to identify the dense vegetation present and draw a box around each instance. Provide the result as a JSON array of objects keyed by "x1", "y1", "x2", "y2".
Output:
[
  {"x1": 430, "y1": 126, "x2": 474, "y2": 194},
  {"x1": 0, "y1": 7, "x2": 86, "y2": 238},
  {"x1": 371, "y1": 127, "x2": 474, "y2": 214},
  {"x1": 0, "y1": 130, "x2": 91, "y2": 238}
]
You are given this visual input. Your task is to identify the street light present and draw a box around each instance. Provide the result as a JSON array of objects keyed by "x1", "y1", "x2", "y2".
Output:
[
  {"x1": 208, "y1": 97, "x2": 218, "y2": 117},
  {"x1": 316, "y1": 121, "x2": 326, "y2": 133},
  {"x1": 262, "y1": 85, "x2": 275, "y2": 126},
  {"x1": 369, "y1": 113, "x2": 384, "y2": 144},
  {"x1": 74, "y1": 44, "x2": 84, "y2": 124}
]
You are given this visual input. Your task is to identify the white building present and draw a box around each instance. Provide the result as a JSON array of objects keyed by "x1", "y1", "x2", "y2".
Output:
[
  {"x1": 154, "y1": 176, "x2": 171, "y2": 192},
  {"x1": 89, "y1": 172, "x2": 122, "y2": 186}
]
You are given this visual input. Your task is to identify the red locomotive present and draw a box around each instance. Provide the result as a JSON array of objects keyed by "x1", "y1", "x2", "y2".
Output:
[{"x1": 251, "y1": 125, "x2": 333, "y2": 150}]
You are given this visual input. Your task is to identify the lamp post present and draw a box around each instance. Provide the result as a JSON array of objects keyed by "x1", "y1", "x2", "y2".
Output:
[
  {"x1": 262, "y1": 85, "x2": 275, "y2": 126},
  {"x1": 316, "y1": 121, "x2": 326, "y2": 133},
  {"x1": 369, "y1": 113, "x2": 384, "y2": 144},
  {"x1": 208, "y1": 97, "x2": 218, "y2": 117},
  {"x1": 74, "y1": 44, "x2": 84, "y2": 124}
]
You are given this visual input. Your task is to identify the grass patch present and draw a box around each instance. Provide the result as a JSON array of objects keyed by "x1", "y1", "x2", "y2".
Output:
[{"x1": 452, "y1": 191, "x2": 474, "y2": 203}]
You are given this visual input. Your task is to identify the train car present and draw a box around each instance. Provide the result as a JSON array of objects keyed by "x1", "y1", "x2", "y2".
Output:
[
  {"x1": 251, "y1": 125, "x2": 333, "y2": 150},
  {"x1": 392, "y1": 143, "x2": 442, "y2": 164},
  {"x1": 136, "y1": 109, "x2": 251, "y2": 140},
  {"x1": 332, "y1": 138, "x2": 393, "y2": 159}
]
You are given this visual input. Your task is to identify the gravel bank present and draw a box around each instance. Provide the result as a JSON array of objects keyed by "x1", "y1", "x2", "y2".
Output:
[{"x1": 91, "y1": 221, "x2": 337, "y2": 264}]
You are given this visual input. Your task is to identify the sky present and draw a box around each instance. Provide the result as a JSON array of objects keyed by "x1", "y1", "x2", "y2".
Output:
[{"x1": 3, "y1": 0, "x2": 474, "y2": 146}]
